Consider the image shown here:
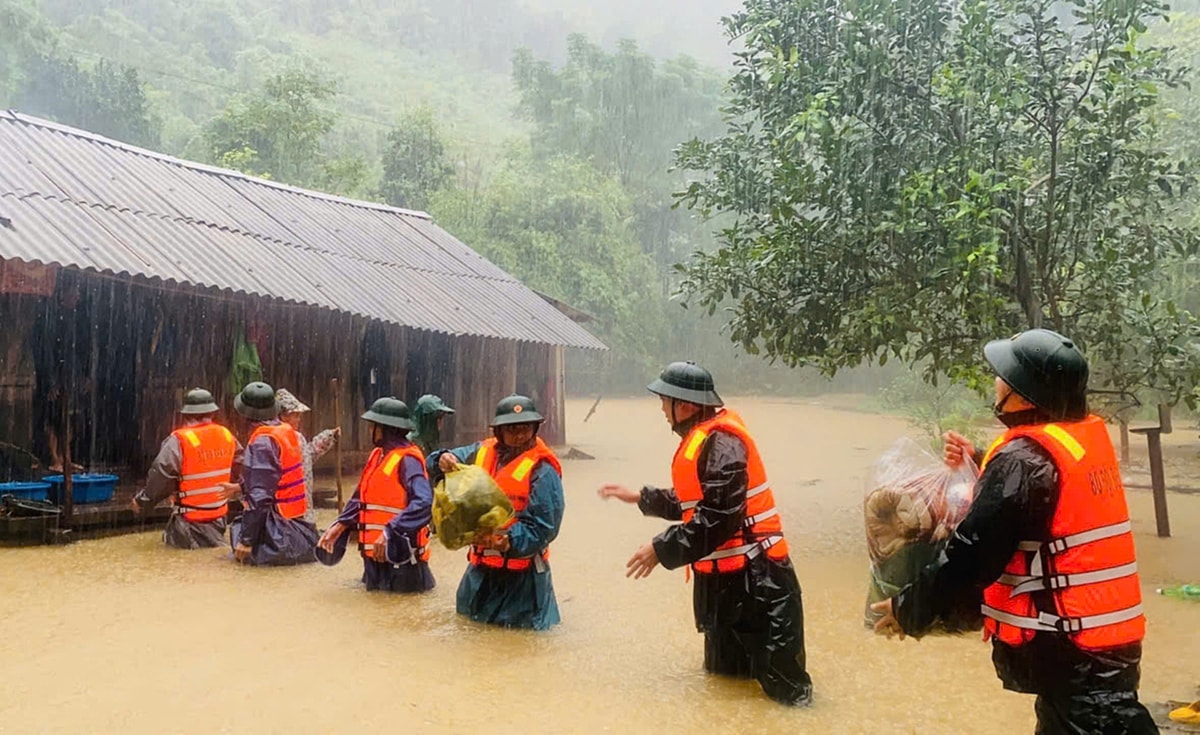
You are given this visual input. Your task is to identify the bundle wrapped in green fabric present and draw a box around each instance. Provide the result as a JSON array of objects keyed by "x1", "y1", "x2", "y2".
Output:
[{"x1": 433, "y1": 465, "x2": 514, "y2": 550}]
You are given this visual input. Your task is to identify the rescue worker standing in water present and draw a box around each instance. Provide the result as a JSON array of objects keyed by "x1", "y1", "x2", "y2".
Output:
[
  {"x1": 872, "y1": 329, "x2": 1156, "y2": 734},
  {"x1": 428, "y1": 395, "x2": 565, "y2": 630},
  {"x1": 599, "y1": 361, "x2": 813, "y2": 706},
  {"x1": 228, "y1": 381, "x2": 319, "y2": 566},
  {"x1": 132, "y1": 388, "x2": 239, "y2": 549},
  {"x1": 317, "y1": 397, "x2": 435, "y2": 592}
]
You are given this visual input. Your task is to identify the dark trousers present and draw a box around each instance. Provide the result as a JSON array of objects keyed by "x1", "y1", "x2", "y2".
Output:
[
  {"x1": 697, "y1": 558, "x2": 813, "y2": 706},
  {"x1": 1034, "y1": 690, "x2": 1158, "y2": 735}
]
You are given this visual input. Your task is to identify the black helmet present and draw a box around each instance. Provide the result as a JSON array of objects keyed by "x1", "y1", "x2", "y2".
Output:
[
  {"x1": 984, "y1": 329, "x2": 1089, "y2": 421},
  {"x1": 361, "y1": 397, "x2": 416, "y2": 430},
  {"x1": 647, "y1": 361, "x2": 723, "y2": 407},
  {"x1": 180, "y1": 387, "x2": 219, "y2": 415},
  {"x1": 234, "y1": 381, "x2": 279, "y2": 421},
  {"x1": 490, "y1": 395, "x2": 544, "y2": 427}
]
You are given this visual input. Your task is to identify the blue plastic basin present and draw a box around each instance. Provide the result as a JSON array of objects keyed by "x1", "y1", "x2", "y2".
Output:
[
  {"x1": 43, "y1": 474, "x2": 118, "y2": 505},
  {"x1": 0, "y1": 481, "x2": 52, "y2": 503}
]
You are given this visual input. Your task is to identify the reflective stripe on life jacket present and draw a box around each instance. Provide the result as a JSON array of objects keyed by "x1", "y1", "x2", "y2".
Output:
[
  {"x1": 467, "y1": 437, "x2": 562, "y2": 571},
  {"x1": 357, "y1": 444, "x2": 430, "y2": 563},
  {"x1": 172, "y1": 423, "x2": 236, "y2": 523},
  {"x1": 248, "y1": 423, "x2": 308, "y2": 521},
  {"x1": 672, "y1": 409, "x2": 789, "y2": 574},
  {"x1": 979, "y1": 415, "x2": 1144, "y2": 651}
]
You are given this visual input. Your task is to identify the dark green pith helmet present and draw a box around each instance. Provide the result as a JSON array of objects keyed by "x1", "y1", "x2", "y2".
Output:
[
  {"x1": 984, "y1": 329, "x2": 1089, "y2": 421},
  {"x1": 647, "y1": 361, "x2": 723, "y2": 407},
  {"x1": 490, "y1": 395, "x2": 544, "y2": 427},
  {"x1": 180, "y1": 387, "x2": 219, "y2": 415},
  {"x1": 362, "y1": 397, "x2": 416, "y2": 430},
  {"x1": 234, "y1": 381, "x2": 279, "y2": 421}
]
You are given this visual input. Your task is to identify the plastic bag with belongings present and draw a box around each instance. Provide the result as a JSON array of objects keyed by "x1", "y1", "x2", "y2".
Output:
[
  {"x1": 863, "y1": 437, "x2": 981, "y2": 632},
  {"x1": 433, "y1": 465, "x2": 514, "y2": 550}
]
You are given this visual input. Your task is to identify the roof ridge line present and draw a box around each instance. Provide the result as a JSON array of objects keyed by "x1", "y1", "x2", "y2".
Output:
[{"x1": 4, "y1": 110, "x2": 434, "y2": 221}]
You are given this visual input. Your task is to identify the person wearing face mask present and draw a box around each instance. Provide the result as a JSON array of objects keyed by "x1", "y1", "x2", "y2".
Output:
[
  {"x1": 871, "y1": 329, "x2": 1155, "y2": 735},
  {"x1": 316, "y1": 398, "x2": 435, "y2": 593},
  {"x1": 597, "y1": 361, "x2": 813, "y2": 707},
  {"x1": 427, "y1": 395, "x2": 564, "y2": 630}
]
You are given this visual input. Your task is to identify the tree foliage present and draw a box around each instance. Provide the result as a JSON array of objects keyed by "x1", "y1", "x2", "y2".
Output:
[
  {"x1": 678, "y1": 0, "x2": 1200, "y2": 402},
  {"x1": 14, "y1": 53, "x2": 161, "y2": 148},
  {"x1": 379, "y1": 107, "x2": 455, "y2": 212},
  {"x1": 200, "y1": 66, "x2": 364, "y2": 192},
  {"x1": 431, "y1": 148, "x2": 664, "y2": 370}
]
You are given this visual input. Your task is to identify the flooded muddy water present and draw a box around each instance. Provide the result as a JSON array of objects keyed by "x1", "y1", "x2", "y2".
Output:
[{"x1": 2, "y1": 397, "x2": 1197, "y2": 733}]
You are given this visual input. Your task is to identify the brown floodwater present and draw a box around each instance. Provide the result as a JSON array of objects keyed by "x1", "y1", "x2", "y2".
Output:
[{"x1": 2, "y1": 397, "x2": 1197, "y2": 733}]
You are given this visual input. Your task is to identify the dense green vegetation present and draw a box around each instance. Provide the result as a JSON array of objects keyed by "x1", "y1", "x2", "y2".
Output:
[{"x1": 678, "y1": 0, "x2": 1200, "y2": 409}]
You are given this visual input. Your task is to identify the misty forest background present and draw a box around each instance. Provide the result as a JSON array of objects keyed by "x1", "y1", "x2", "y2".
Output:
[{"x1": 7, "y1": 0, "x2": 1200, "y2": 438}]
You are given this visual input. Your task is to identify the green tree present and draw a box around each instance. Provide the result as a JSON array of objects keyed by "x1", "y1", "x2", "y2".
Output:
[
  {"x1": 201, "y1": 66, "x2": 350, "y2": 189},
  {"x1": 513, "y1": 36, "x2": 726, "y2": 270},
  {"x1": 14, "y1": 54, "x2": 162, "y2": 148},
  {"x1": 379, "y1": 107, "x2": 455, "y2": 211},
  {"x1": 677, "y1": 0, "x2": 1200, "y2": 403},
  {"x1": 431, "y1": 147, "x2": 663, "y2": 378}
]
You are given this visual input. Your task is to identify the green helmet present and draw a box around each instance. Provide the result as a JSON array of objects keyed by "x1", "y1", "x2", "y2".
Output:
[
  {"x1": 234, "y1": 381, "x2": 279, "y2": 421},
  {"x1": 984, "y1": 329, "x2": 1089, "y2": 421},
  {"x1": 361, "y1": 397, "x2": 415, "y2": 430},
  {"x1": 647, "y1": 361, "x2": 723, "y2": 407},
  {"x1": 415, "y1": 394, "x2": 455, "y2": 416},
  {"x1": 180, "y1": 387, "x2": 219, "y2": 415},
  {"x1": 490, "y1": 395, "x2": 544, "y2": 427}
]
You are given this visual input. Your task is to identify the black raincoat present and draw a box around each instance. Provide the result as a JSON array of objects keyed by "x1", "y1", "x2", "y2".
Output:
[
  {"x1": 639, "y1": 411, "x2": 812, "y2": 706},
  {"x1": 893, "y1": 412, "x2": 1156, "y2": 735}
]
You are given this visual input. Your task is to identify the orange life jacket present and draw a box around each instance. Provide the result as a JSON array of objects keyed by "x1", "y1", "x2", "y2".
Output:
[
  {"x1": 979, "y1": 415, "x2": 1144, "y2": 651},
  {"x1": 357, "y1": 444, "x2": 430, "y2": 563},
  {"x1": 172, "y1": 422, "x2": 236, "y2": 523},
  {"x1": 672, "y1": 409, "x2": 789, "y2": 574},
  {"x1": 468, "y1": 437, "x2": 562, "y2": 571},
  {"x1": 248, "y1": 423, "x2": 308, "y2": 521}
]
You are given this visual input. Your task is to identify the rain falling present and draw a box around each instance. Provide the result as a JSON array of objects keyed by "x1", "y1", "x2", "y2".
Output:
[{"x1": 1, "y1": 0, "x2": 1200, "y2": 732}]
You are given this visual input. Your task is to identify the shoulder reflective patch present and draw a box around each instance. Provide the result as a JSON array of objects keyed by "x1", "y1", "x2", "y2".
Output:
[
  {"x1": 183, "y1": 430, "x2": 201, "y2": 448},
  {"x1": 512, "y1": 457, "x2": 536, "y2": 482},
  {"x1": 382, "y1": 453, "x2": 402, "y2": 476},
  {"x1": 221, "y1": 427, "x2": 234, "y2": 442},
  {"x1": 1042, "y1": 424, "x2": 1086, "y2": 462},
  {"x1": 684, "y1": 430, "x2": 709, "y2": 462},
  {"x1": 474, "y1": 447, "x2": 490, "y2": 467}
]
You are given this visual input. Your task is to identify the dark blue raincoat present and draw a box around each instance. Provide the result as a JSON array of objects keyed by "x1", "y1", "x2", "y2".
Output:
[
  {"x1": 429, "y1": 442, "x2": 564, "y2": 630},
  {"x1": 230, "y1": 420, "x2": 318, "y2": 566},
  {"x1": 329, "y1": 437, "x2": 436, "y2": 592}
]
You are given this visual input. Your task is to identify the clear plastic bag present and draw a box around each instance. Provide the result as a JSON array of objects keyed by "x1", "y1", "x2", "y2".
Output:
[
  {"x1": 863, "y1": 437, "x2": 980, "y2": 631},
  {"x1": 432, "y1": 465, "x2": 514, "y2": 551}
]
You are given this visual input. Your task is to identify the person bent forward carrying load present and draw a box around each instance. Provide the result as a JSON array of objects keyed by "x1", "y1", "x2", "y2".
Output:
[
  {"x1": 599, "y1": 361, "x2": 813, "y2": 706},
  {"x1": 427, "y1": 395, "x2": 564, "y2": 631},
  {"x1": 228, "y1": 382, "x2": 319, "y2": 567}
]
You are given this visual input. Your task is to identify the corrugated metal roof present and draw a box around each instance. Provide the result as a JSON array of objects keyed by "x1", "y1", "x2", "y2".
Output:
[{"x1": 0, "y1": 111, "x2": 606, "y2": 350}]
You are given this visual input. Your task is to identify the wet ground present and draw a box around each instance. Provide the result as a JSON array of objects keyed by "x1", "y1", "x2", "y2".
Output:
[{"x1": 1, "y1": 397, "x2": 1197, "y2": 733}]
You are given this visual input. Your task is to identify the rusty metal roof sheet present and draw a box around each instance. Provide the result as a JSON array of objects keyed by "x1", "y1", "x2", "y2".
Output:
[{"x1": 0, "y1": 111, "x2": 606, "y2": 349}]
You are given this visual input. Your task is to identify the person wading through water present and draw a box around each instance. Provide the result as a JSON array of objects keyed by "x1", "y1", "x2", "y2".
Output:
[
  {"x1": 871, "y1": 329, "x2": 1155, "y2": 734},
  {"x1": 132, "y1": 388, "x2": 239, "y2": 549},
  {"x1": 428, "y1": 395, "x2": 564, "y2": 630},
  {"x1": 599, "y1": 361, "x2": 813, "y2": 706},
  {"x1": 317, "y1": 397, "x2": 435, "y2": 593}
]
